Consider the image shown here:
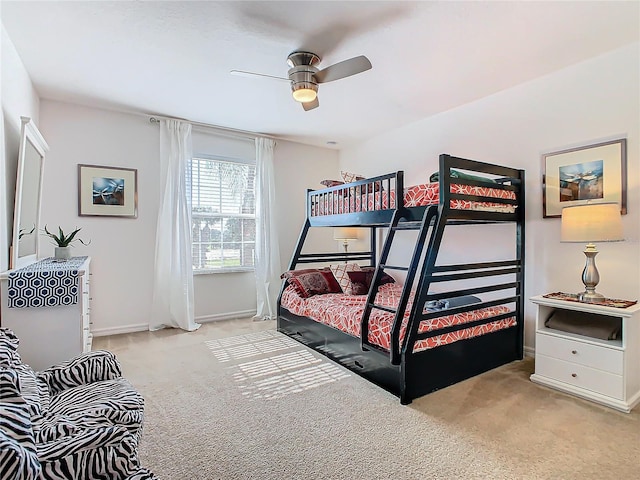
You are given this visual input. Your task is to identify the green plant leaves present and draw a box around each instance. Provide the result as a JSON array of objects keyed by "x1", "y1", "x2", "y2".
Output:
[{"x1": 43, "y1": 225, "x2": 91, "y2": 247}]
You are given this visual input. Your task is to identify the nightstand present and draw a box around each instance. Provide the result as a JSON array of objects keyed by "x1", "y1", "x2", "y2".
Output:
[{"x1": 530, "y1": 295, "x2": 640, "y2": 413}]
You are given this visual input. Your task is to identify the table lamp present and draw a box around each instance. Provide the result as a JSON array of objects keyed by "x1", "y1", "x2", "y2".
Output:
[
  {"x1": 334, "y1": 227, "x2": 359, "y2": 253},
  {"x1": 561, "y1": 203, "x2": 623, "y2": 302}
]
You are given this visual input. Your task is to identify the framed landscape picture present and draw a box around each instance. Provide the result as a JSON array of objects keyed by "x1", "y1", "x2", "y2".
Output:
[
  {"x1": 542, "y1": 138, "x2": 626, "y2": 218},
  {"x1": 78, "y1": 164, "x2": 138, "y2": 218}
]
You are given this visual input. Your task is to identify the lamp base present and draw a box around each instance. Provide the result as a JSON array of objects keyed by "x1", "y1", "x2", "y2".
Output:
[
  {"x1": 578, "y1": 291, "x2": 605, "y2": 303},
  {"x1": 579, "y1": 244, "x2": 603, "y2": 303}
]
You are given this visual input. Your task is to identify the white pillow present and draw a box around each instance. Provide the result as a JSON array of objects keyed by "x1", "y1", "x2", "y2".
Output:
[
  {"x1": 329, "y1": 263, "x2": 361, "y2": 295},
  {"x1": 340, "y1": 171, "x2": 365, "y2": 183}
]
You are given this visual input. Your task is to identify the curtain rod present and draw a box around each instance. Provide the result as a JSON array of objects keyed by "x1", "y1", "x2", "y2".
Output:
[{"x1": 148, "y1": 115, "x2": 276, "y2": 143}]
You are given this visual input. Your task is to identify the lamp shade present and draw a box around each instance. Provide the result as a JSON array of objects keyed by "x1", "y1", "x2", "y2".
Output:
[
  {"x1": 561, "y1": 203, "x2": 623, "y2": 243},
  {"x1": 333, "y1": 227, "x2": 359, "y2": 241}
]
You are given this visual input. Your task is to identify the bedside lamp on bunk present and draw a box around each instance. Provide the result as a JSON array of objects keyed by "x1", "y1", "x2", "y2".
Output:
[
  {"x1": 334, "y1": 227, "x2": 359, "y2": 254},
  {"x1": 561, "y1": 203, "x2": 623, "y2": 302}
]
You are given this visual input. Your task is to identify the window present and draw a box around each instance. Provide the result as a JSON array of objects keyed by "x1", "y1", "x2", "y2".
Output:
[{"x1": 190, "y1": 156, "x2": 256, "y2": 273}]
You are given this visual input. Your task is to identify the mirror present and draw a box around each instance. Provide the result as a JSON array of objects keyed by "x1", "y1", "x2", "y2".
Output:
[{"x1": 11, "y1": 116, "x2": 48, "y2": 269}]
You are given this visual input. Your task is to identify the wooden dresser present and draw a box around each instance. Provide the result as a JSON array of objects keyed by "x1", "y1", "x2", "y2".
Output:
[{"x1": 0, "y1": 256, "x2": 91, "y2": 370}]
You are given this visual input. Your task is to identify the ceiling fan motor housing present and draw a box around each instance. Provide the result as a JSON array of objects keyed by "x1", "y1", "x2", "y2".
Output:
[
  {"x1": 287, "y1": 51, "x2": 321, "y2": 102},
  {"x1": 286, "y1": 51, "x2": 321, "y2": 68},
  {"x1": 289, "y1": 64, "x2": 319, "y2": 98}
]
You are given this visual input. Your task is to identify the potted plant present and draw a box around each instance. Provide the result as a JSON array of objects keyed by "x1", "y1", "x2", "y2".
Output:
[{"x1": 43, "y1": 226, "x2": 90, "y2": 260}]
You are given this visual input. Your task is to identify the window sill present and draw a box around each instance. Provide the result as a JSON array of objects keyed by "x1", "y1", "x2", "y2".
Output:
[{"x1": 194, "y1": 268, "x2": 255, "y2": 275}]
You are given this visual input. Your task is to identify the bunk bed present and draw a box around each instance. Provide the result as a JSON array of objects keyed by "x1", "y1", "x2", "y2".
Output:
[{"x1": 277, "y1": 154, "x2": 525, "y2": 404}]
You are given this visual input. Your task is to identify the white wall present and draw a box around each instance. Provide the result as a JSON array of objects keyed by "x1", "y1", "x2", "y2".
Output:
[
  {"x1": 39, "y1": 102, "x2": 160, "y2": 335},
  {"x1": 338, "y1": 43, "x2": 640, "y2": 352},
  {"x1": 37, "y1": 100, "x2": 338, "y2": 334},
  {"x1": 273, "y1": 140, "x2": 340, "y2": 265},
  {"x1": 0, "y1": 25, "x2": 40, "y2": 272}
]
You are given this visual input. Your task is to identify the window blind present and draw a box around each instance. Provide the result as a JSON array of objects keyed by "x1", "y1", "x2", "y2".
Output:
[{"x1": 190, "y1": 157, "x2": 256, "y2": 272}]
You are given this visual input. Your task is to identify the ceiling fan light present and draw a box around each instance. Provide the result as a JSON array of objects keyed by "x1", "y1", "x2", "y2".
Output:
[{"x1": 292, "y1": 87, "x2": 317, "y2": 103}]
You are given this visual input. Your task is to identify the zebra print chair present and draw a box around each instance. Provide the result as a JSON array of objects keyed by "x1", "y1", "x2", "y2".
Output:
[{"x1": 0, "y1": 328, "x2": 158, "y2": 480}]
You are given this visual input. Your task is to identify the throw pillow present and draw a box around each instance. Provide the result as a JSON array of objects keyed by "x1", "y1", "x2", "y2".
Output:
[
  {"x1": 346, "y1": 270, "x2": 372, "y2": 295},
  {"x1": 360, "y1": 266, "x2": 395, "y2": 285},
  {"x1": 347, "y1": 267, "x2": 395, "y2": 295},
  {"x1": 340, "y1": 171, "x2": 365, "y2": 183},
  {"x1": 320, "y1": 179, "x2": 345, "y2": 188},
  {"x1": 339, "y1": 172, "x2": 383, "y2": 199},
  {"x1": 429, "y1": 169, "x2": 496, "y2": 184},
  {"x1": 281, "y1": 269, "x2": 342, "y2": 299},
  {"x1": 329, "y1": 263, "x2": 361, "y2": 295}
]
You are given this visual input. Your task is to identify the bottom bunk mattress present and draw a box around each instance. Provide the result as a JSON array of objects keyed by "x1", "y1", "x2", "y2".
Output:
[{"x1": 280, "y1": 283, "x2": 516, "y2": 353}]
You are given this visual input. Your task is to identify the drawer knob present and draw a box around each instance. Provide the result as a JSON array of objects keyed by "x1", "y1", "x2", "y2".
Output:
[
  {"x1": 571, "y1": 373, "x2": 577, "y2": 378},
  {"x1": 571, "y1": 350, "x2": 577, "y2": 355}
]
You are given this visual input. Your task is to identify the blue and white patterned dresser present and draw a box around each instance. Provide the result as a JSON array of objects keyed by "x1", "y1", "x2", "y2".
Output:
[{"x1": 0, "y1": 256, "x2": 91, "y2": 370}]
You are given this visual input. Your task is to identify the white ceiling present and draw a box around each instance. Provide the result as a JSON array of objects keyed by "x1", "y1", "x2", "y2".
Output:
[{"x1": 2, "y1": 1, "x2": 638, "y2": 149}]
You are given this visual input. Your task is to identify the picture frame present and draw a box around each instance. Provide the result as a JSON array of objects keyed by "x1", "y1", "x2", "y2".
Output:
[
  {"x1": 78, "y1": 164, "x2": 138, "y2": 218},
  {"x1": 542, "y1": 138, "x2": 627, "y2": 218}
]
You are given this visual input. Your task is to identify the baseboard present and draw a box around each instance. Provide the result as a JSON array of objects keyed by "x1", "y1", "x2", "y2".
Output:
[
  {"x1": 524, "y1": 345, "x2": 535, "y2": 358},
  {"x1": 92, "y1": 324, "x2": 150, "y2": 337},
  {"x1": 196, "y1": 309, "x2": 256, "y2": 323},
  {"x1": 92, "y1": 310, "x2": 257, "y2": 337}
]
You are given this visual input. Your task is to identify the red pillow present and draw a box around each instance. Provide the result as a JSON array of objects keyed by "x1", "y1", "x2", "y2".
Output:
[
  {"x1": 361, "y1": 266, "x2": 395, "y2": 285},
  {"x1": 347, "y1": 267, "x2": 395, "y2": 295},
  {"x1": 281, "y1": 268, "x2": 342, "y2": 298},
  {"x1": 320, "y1": 179, "x2": 353, "y2": 198},
  {"x1": 320, "y1": 179, "x2": 345, "y2": 188}
]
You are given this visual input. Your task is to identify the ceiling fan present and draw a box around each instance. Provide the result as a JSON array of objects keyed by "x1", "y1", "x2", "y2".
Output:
[{"x1": 231, "y1": 51, "x2": 372, "y2": 111}]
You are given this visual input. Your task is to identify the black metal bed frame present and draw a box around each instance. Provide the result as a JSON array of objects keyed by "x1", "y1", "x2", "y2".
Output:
[{"x1": 277, "y1": 154, "x2": 525, "y2": 404}]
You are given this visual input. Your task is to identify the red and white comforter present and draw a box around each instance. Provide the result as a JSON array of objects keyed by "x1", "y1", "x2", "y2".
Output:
[
  {"x1": 280, "y1": 283, "x2": 516, "y2": 353},
  {"x1": 311, "y1": 182, "x2": 516, "y2": 216}
]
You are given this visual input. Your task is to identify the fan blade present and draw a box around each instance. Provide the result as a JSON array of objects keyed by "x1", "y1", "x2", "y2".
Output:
[
  {"x1": 314, "y1": 55, "x2": 372, "y2": 83},
  {"x1": 230, "y1": 70, "x2": 289, "y2": 82},
  {"x1": 302, "y1": 97, "x2": 319, "y2": 111}
]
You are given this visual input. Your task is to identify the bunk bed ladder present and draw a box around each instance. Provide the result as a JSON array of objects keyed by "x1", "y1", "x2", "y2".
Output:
[{"x1": 361, "y1": 205, "x2": 439, "y2": 363}]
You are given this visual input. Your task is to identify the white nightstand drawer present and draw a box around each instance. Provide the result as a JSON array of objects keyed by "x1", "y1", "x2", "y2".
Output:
[
  {"x1": 536, "y1": 332, "x2": 623, "y2": 375},
  {"x1": 536, "y1": 354, "x2": 624, "y2": 399}
]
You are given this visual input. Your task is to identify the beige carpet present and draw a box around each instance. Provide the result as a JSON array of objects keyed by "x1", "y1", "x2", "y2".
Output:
[{"x1": 95, "y1": 319, "x2": 640, "y2": 480}]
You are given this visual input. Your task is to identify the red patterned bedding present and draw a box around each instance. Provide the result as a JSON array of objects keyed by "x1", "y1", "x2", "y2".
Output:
[
  {"x1": 280, "y1": 283, "x2": 516, "y2": 352},
  {"x1": 311, "y1": 182, "x2": 516, "y2": 216}
]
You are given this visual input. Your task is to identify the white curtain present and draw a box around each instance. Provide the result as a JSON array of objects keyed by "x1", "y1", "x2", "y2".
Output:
[
  {"x1": 253, "y1": 137, "x2": 281, "y2": 321},
  {"x1": 150, "y1": 120, "x2": 200, "y2": 332}
]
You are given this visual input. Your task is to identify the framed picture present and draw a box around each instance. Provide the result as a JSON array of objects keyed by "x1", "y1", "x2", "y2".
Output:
[
  {"x1": 542, "y1": 138, "x2": 627, "y2": 218},
  {"x1": 78, "y1": 164, "x2": 138, "y2": 218}
]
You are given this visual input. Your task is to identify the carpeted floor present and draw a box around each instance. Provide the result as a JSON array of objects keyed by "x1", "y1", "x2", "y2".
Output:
[{"x1": 95, "y1": 319, "x2": 640, "y2": 480}]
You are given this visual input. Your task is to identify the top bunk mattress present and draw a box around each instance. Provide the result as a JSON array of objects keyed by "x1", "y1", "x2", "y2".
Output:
[{"x1": 311, "y1": 181, "x2": 516, "y2": 217}]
